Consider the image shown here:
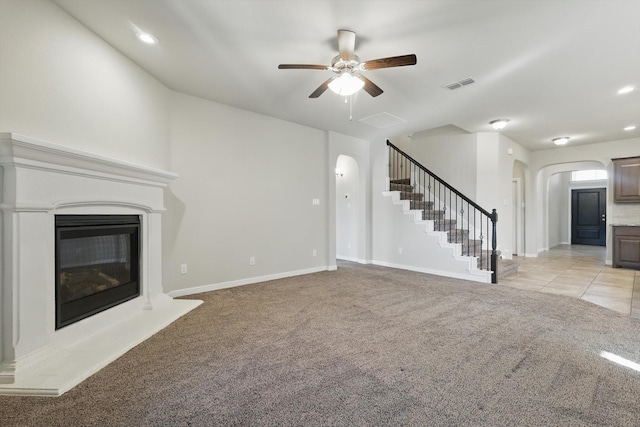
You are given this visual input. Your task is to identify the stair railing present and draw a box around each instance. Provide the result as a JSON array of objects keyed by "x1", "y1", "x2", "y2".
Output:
[{"x1": 387, "y1": 140, "x2": 499, "y2": 283}]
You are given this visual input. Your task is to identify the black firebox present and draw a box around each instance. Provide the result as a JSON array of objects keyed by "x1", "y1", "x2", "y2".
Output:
[{"x1": 55, "y1": 215, "x2": 140, "y2": 329}]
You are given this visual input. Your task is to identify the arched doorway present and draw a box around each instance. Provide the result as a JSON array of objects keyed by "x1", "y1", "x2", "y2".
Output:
[{"x1": 335, "y1": 155, "x2": 361, "y2": 261}]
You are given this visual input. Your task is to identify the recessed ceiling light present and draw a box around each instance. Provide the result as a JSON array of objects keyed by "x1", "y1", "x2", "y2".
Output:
[
  {"x1": 489, "y1": 119, "x2": 509, "y2": 130},
  {"x1": 136, "y1": 31, "x2": 158, "y2": 45},
  {"x1": 624, "y1": 125, "x2": 636, "y2": 131},
  {"x1": 552, "y1": 137, "x2": 570, "y2": 146},
  {"x1": 617, "y1": 86, "x2": 634, "y2": 94}
]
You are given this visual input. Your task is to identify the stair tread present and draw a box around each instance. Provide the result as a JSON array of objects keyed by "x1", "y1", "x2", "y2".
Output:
[
  {"x1": 390, "y1": 183, "x2": 413, "y2": 191},
  {"x1": 400, "y1": 192, "x2": 424, "y2": 200}
]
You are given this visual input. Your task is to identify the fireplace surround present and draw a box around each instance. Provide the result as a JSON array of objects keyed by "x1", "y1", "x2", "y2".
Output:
[{"x1": 0, "y1": 133, "x2": 202, "y2": 396}]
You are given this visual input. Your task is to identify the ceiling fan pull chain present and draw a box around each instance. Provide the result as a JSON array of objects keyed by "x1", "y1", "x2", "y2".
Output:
[{"x1": 349, "y1": 95, "x2": 353, "y2": 121}]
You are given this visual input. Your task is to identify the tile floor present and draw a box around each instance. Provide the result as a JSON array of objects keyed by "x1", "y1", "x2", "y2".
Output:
[{"x1": 498, "y1": 244, "x2": 640, "y2": 319}]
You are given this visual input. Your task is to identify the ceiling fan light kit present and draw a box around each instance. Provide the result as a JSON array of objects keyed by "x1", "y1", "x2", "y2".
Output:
[
  {"x1": 278, "y1": 30, "x2": 416, "y2": 99},
  {"x1": 328, "y1": 73, "x2": 364, "y2": 96}
]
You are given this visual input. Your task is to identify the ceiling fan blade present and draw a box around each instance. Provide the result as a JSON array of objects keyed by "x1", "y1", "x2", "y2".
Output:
[
  {"x1": 359, "y1": 75, "x2": 384, "y2": 97},
  {"x1": 309, "y1": 77, "x2": 336, "y2": 98},
  {"x1": 337, "y1": 29, "x2": 356, "y2": 61},
  {"x1": 278, "y1": 64, "x2": 329, "y2": 70},
  {"x1": 362, "y1": 54, "x2": 417, "y2": 70}
]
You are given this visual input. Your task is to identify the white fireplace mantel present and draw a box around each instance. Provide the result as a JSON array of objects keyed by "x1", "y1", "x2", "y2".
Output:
[{"x1": 0, "y1": 133, "x2": 202, "y2": 396}]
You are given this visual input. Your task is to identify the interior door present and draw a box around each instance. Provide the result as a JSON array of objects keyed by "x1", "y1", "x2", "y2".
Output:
[{"x1": 571, "y1": 188, "x2": 606, "y2": 246}]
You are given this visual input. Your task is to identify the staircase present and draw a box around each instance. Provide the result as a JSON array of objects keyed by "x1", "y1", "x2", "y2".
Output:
[
  {"x1": 391, "y1": 178, "x2": 483, "y2": 254},
  {"x1": 389, "y1": 178, "x2": 519, "y2": 281},
  {"x1": 386, "y1": 141, "x2": 519, "y2": 283}
]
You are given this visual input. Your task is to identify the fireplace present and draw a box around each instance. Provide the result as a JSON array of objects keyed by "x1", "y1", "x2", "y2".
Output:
[
  {"x1": 56, "y1": 215, "x2": 141, "y2": 329},
  {"x1": 0, "y1": 132, "x2": 202, "y2": 396}
]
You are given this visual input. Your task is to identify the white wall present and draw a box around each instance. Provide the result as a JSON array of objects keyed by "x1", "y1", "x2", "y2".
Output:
[
  {"x1": 547, "y1": 173, "x2": 565, "y2": 247},
  {"x1": 0, "y1": 0, "x2": 170, "y2": 169},
  {"x1": 410, "y1": 133, "x2": 478, "y2": 199},
  {"x1": 164, "y1": 92, "x2": 330, "y2": 292},
  {"x1": 512, "y1": 160, "x2": 527, "y2": 255}
]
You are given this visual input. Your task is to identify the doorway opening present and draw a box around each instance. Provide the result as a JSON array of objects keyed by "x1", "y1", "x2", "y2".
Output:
[{"x1": 335, "y1": 155, "x2": 361, "y2": 262}]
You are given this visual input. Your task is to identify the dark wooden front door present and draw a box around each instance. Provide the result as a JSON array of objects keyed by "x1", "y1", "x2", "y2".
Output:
[{"x1": 571, "y1": 188, "x2": 606, "y2": 246}]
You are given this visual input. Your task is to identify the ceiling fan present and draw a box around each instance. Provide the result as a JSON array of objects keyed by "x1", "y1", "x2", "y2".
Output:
[{"x1": 278, "y1": 30, "x2": 417, "y2": 98}]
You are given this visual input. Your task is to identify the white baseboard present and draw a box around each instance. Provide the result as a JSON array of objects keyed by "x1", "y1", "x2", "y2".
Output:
[
  {"x1": 371, "y1": 260, "x2": 490, "y2": 283},
  {"x1": 167, "y1": 266, "x2": 332, "y2": 298},
  {"x1": 336, "y1": 255, "x2": 370, "y2": 264}
]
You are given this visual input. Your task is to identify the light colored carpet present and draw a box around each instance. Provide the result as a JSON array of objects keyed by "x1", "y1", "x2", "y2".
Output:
[{"x1": 2, "y1": 261, "x2": 639, "y2": 426}]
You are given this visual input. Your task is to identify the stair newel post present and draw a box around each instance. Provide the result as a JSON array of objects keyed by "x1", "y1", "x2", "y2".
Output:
[
  {"x1": 388, "y1": 145, "x2": 391, "y2": 182},
  {"x1": 490, "y1": 208, "x2": 498, "y2": 284},
  {"x1": 392, "y1": 146, "x2": 396, "y2": 181}
]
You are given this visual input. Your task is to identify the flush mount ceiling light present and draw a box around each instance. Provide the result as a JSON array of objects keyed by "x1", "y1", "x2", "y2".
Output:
[
  {"x1": 136, "y1": 31, "x2": 158, "y2": 45},
  {"x1": 328, "y1": 73, "x2": 365, "y2": 96},
  {"x1": 489, "y1": 119, "x2": 510, "y2": 130},
  {"x1": 624, "y1": 125, "x2": 636, "y2": 131},
  {"x1": 552, "y1": 136, "x2": 570, "y2": 145},
  {"x1": 617, "y1": 86, "x2": 634, "y2": 94}
]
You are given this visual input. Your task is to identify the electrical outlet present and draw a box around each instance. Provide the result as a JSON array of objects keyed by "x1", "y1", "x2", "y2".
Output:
[
  {"x1": 312, "y1": 249, "x2": 317, "y2": 257},
  {"x1": 312, "y1": 198, "x2": 320, "y2": 206},
  {"x1": 180, "y1": 264, "x2": 187, "y2": 274},
  {"x1": 249, "y1": 256, "x2": 256, "y2": 266}
]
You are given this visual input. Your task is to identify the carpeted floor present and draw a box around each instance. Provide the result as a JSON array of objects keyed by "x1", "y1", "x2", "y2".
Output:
[{"x1": 2, "y1": 261, "x2": 640, "y2": 426}]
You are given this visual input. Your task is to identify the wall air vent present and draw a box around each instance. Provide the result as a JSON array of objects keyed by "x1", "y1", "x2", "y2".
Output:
[{"x1": 444, "y1": 77, "x2": 476, "y2": 90}]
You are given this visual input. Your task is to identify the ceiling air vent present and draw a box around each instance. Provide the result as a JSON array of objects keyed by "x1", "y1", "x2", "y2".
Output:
[
  {"x1": 359, "y1": 112, "x2": 407, "y2": 129},
  {"x1": 444, "y1": 77, "x2": 476, "y2": 90}
]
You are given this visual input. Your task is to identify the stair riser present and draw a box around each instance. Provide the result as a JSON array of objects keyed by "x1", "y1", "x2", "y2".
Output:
[
  {"x1": 422, "y1": 210, "x2": 445, "y2": 220},
  {"x1": 446, "y1": 231, "x2": 470, "y2": 242},
  {"x1": 433, "y1": 221, "x2": 457, "y2": 231},
  {"x1": 390, "y1": 183, "x2": 413, "y2": 192},
  {"x1": 390, "y1": 178, "x2": 411, "y2": 185}
]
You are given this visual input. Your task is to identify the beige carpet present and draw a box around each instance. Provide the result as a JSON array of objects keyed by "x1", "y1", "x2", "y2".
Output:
[{"x1": 2, "y1": 261, "x2": 640, "y2": 426}]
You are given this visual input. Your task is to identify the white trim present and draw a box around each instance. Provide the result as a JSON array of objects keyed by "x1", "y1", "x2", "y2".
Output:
[
  {"x1": 167, "y1": 266, "x2": 332, "y2": 298},
  {"x1": 336, "y1": 255, "x2": 369, "y2": 264},
  {"x1": 371, "y1": 260, "x2": 491, "y2": 283},
  {"x1": 0, "y1": 132, "x2": 177, "y2": 185}
]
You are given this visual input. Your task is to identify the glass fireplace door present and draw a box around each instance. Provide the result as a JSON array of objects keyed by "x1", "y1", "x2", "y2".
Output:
[{"x1": 55, "y1": 215, "x2": 140, "y2": 329}]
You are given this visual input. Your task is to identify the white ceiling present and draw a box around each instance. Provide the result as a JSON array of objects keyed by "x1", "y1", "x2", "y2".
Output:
[{"x1": 53, "y1": 0, "x2": 640, "y2": 151}]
